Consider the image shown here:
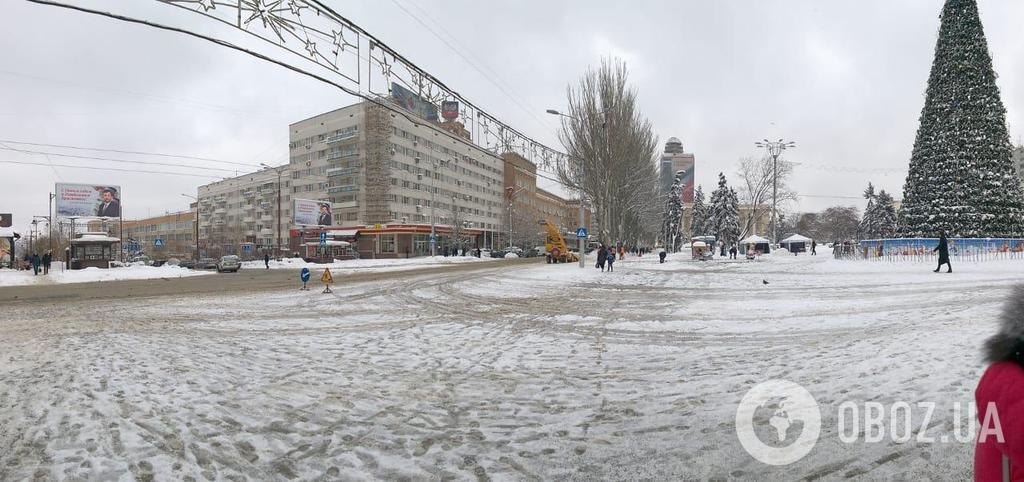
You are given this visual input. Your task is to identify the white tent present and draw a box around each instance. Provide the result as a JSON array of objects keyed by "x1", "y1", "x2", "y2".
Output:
[
  {"x1": 740, "y1": 235, "x2": 771, "y2": 254},
  {"x1": 780, "y1": 234, "x2": 813, "y2": 253},
  {"x1": 781, "y1": 234, "x2": 812, "y2": 243}
]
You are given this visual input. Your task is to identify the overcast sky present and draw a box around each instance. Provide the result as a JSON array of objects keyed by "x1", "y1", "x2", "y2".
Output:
[{"x1": 4, "y1": 0, "x2": 1024, "y2": 234}]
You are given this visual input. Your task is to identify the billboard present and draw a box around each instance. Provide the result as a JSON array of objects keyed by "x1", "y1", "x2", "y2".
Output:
[
  {"x1": 391, "y1": 82, "x2": 439, "y2": 121},
  {"x1": 677, "y1": 164, "x2": 695, "y2": 203},
  {"x1": 56, "y1": 183, "x2": 121, "y2": 218},
  {"x1": 0, "y1": 213, "x2": 10, "y2": 228},
  {"x1": 441, "y1": 100, "x2": 459, "y2": 120},
  {"x1": 294, "y1": 198, "x2": 332, "y2": 226}
]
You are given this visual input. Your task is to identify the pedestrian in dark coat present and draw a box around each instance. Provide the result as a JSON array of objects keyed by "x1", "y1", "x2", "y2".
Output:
[
  {"x1": 596, "y1": 245, "x2": 607, "y2": 271},
  {"x1": 658, "y1": 249, "x2": 667, "y2": 264},
  {"x1": 975, "y1": 285, "x2": 1024, "y2": 481},
  {"x1": 934, "y1": 232, "x2": 952, "y2": 273},
  {"x1": 42, "y1": 251, "x2": 51, "y2": 275},
  {"x1": 30, "y1": 253, "x2": 40, "y2": 275},
  {"x1": 606, "y1": 249, "x2": 616, "y2": 272},
  {"x1": 729, "y1": 245, "x2": 738, "y2": 260},
  {"x1": 811, "y1": 240, "x2": 817, "y2": 255},
  {"x1": 264, "y1": 253, "x2": 270, "y2": 269}
]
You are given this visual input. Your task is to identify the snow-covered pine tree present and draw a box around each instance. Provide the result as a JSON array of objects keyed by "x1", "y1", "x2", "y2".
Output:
[
  {"x1": 661, "y1": 172, "x2": 685, "y2": 251},
  {"x1": 898, "y1": 0, "x2": 1024, "y2": 237},
  {"x1": 859, "y1": 183, "x2": 878, "y2": 239},
  {"x1": 722, "y1": 187, "x2": 741, "y2": 248},
  {"x1": 875, "y1": 190, "x2": 898, "y2": 238},
  {"x1": 691, "y1": 185, "x2": 709, "y2": 238},
  {"x1": 709, "y1": 173, "x2": 740, "y2": 249}
]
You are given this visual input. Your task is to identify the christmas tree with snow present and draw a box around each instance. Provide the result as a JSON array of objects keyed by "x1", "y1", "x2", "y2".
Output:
[
  {"x1": 691, "y1": 185, "x2": 709, "y2": 238},
  {"x1": 661, "y1": 172, "x2": 685, "y2": 251},
  {"x1": 898, "y1": 0, "x2": 1024, "y2": 238},
  {"x1": 710, "y1": 173, "x2": 740, "y2": 249}
]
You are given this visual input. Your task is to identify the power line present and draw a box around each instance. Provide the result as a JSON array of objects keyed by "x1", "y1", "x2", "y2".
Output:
[
  {"x1": 0, "y1": 139, "x2": 260, "y2": 168},
  {"x1": 0, "y1": 145, "x2": 248, "y2": 174},
  {"x1": 0, "y1": 159, "x2": 220, "y2": 178}
]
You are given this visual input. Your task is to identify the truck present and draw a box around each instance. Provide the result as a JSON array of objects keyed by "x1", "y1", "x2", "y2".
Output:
[{"x1": 539, "y1": 219, "x2": 580, "y2": 263}]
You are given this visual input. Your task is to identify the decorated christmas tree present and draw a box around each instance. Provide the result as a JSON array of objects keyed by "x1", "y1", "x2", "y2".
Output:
[{"x1": 898, "y1": 0, "x2": 1024, "y2": 238}]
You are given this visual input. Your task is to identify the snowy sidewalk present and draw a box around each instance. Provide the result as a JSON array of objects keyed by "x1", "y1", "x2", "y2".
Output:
[{"x1": 0, "y1": 264, "x2": 211, "y2": 287}]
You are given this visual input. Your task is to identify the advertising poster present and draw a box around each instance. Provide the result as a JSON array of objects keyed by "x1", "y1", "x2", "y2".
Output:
[
  {"x1": 294, "y1": 199, "x2": 332, "y2": 226},
  {"x1": 391, "y1": 82, "x2": 439, "y2": 121},
  {"x1": 56, "y1": 183, "x2": 121, "y2": 218}
]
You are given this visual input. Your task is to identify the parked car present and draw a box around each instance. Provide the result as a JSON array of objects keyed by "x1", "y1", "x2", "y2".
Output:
[
  {"x1": 196, "y1": 257, "x2": 218, "y2": 270},
  {"x1": 216, "y1": 255, "x2": 241, "y2": 273},
  {"x1": 523, "y1": 248, "x2": 542, "y2": 258},
  {"x1": 490, "y1": 250, "x2": 507, "y2": 258}
]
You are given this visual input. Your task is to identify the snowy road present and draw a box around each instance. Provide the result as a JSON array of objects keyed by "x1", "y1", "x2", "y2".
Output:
[{"x1": 1, "y1": 253, "x2": 1018, "y2": 480}]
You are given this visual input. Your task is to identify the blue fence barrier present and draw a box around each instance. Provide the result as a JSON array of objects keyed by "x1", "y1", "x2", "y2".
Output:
[{"x1": 854, "y1": 238, "x2": 1024, "y2": 262}]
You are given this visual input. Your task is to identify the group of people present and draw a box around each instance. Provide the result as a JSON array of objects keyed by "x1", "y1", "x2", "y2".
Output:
[
  {"x1": 594, "y1": 244, "x2": 625, "y2": 272},
  {"x1": 25, "y1": 251, "x2": 53, "y2": 275}
]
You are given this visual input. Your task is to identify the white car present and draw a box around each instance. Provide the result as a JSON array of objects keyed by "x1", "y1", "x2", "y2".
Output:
[{"x1": 216, "y1": 255, "x2": 241, "y2": 273}]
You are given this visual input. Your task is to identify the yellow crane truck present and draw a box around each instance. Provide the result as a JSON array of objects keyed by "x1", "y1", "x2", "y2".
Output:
[{"x1": 540, "y1": 219, "x2": 579, "y2": 263}]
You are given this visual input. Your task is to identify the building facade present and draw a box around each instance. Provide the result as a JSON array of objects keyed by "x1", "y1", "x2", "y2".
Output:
[
  {"x1": 285, "y1": 101, "x2": 506, "y2": 258},
  {"x1": 122, "y1": 210, "x2": 196, "y2": 259},
  {"x1": 197, "y1": 167, "x2": 292, "y2": 257},
  {"x1": 658, "y1": 137, "x2": 696, "y2": 202}
]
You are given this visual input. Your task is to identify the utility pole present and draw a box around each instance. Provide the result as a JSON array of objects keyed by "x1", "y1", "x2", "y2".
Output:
[
  {"x1": 260, "y1": 163, "x2": 284, "y2": 259},
  {"x1": 48, "y1": 192, "x2": 55, "y2": 255},
  {"x1": 754, "y1": 139, "x2": 795, "y2": 249},
  {"x1": 182, "y1": 194, "x2": 200, "y2": 261},
  {"x1": 506, "y1": 186, "x2": 525, "y2": 251}
]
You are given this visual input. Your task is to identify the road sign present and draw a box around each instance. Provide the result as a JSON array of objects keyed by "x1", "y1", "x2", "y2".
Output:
[
  {"x1": 242, "y1": 244, "x2": 253, "y2": 253},
  {"x1": 154, "y1": 238, "x2": 163, "y2": 247},
  {"x1": 429, "y1": 233, "x2": 437, "y2": 242},
  {"x1": 576, "y1": 227, "x2": 588, "y2": 238},
  {"x1": 319, "y1": 232, "x2": 327, "y2": 246},
  {"x1": 373, "y1": 224, "x2": 383, "y2": 230},
  {"x1": 300, "y1": 267, "x2": 311, "y2": 290},
  {"x1": 320, "y1": 267, "x2": 334, "y2": 293}
]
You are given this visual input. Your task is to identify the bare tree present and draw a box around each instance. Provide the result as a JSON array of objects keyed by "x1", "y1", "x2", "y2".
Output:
[
  {"x1": 735, "y1": 156, "x2": 798, "y2": 239},
  {"x1": 556, "y1": 58, "x2": 659, "y2": 245}
]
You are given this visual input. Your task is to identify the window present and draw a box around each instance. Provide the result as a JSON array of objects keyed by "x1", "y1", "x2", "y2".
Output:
[{"x1": 379, "y1": 234, "x2": 396, "y2": 253}]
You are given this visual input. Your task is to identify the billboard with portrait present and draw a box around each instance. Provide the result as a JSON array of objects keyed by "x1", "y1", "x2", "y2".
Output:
[
  {"x1": 55, "y1": 183, "x2": 121, "y2": 218},
  {"x1": 391, "y1": 82, "x2": 439, "y2": 121},
  {"x1": 294, "y1": 198, "x2": 332, "y2": 226}
]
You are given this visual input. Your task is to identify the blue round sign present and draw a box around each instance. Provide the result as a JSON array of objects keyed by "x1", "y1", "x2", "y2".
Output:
[{"x1": 300, "y1": 267, "x2": 311, "y2": 282}]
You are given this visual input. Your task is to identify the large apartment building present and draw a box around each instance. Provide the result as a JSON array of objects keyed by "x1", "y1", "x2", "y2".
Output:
[
  {"x1": 197, "y1": 167, "x2": 291, "y2": 257},
  {"x1": 286, "y1": 101, "x2": 506, "y2": 257}
]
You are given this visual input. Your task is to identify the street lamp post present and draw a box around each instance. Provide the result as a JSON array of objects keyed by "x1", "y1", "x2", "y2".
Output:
[
  {"x1": 506, "y1": 186, "x2": 526, "y2": 251},
  {"x1": 260, "y1": 163, "x2": 284, "y2": 259},
  {"x1": 181, "y1": 194, "x2": 200, "y2": 261},
  {"x1": 754, "y1": 139, "x2": 796, "y2": 249},
  {"x1": 48, "y1": 192, "x2": 55, "y2": 255},
  {"x1": 547, "y1": 108, "x2": 609, "y2": 268}
]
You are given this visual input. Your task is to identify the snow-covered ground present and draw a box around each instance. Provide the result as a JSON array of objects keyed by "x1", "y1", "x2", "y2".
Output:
[
  {"x1": 241, "y1": 254, "x2": 500, "y2": 273},
  {"x1": 0, "y1": 264, "x2": 211, "y2": 286},
  {"x1": 1, "y1": 252, "x2": 1019, "y2": 479}
]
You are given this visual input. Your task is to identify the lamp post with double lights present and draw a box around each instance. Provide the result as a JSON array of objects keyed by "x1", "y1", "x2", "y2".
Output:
[
  {"x1": 547, "y1": 108, "x2": 609, "y2": 268},
  {"x1": 506, "y1": 186, "x2": 526, "y2": 251},
  {"x1": 753, "y1": 139, "x2": 796, "y2": 248}
]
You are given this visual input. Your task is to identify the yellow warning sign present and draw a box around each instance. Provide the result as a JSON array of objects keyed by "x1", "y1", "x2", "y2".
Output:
[{"x1": 320, "y1": 268, "x2": 334, "y2": 284}]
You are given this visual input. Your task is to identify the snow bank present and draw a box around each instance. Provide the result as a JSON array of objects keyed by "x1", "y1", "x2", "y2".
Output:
[
  {"x1": 241, "y1": 255, "x2": 501, "y2": 274},
  {"x1": 0, "y1": 264, "x2": 211, "y2": 286}
]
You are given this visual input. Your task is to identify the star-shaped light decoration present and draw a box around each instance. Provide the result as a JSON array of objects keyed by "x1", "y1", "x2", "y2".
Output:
[
  {"x1": 331, "y1": 28, "x2": 353, "y2": 55},
  {"x1": 198, "y1": 0, "x2": 215, "y2": 11},
  {"x1": 287, "y1": 0, "x2": 305, "y2": 16},
  {"x1": 304, "y1": 38, "x2": 318, "y2": 58},
  {"x1": 242, "y1": 0, "x2": 290, "y2": 43}
]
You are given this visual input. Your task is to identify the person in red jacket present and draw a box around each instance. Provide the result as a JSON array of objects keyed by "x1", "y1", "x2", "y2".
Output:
[{"x1": 975, "y1": 285, "x2": 1024, "y2": 481}]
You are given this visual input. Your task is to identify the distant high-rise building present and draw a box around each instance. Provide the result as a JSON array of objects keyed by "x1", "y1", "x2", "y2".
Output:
[{"x1": 659, "y1": 137, "x2": 696, "y2": 202}]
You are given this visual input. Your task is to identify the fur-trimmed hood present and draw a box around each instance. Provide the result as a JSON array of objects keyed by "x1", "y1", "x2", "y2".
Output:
[{"x1": 984, "y1": 285, "x2": 1024, "y2": 363}]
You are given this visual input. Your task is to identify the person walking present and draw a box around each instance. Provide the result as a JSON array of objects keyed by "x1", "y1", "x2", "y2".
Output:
[
  {"x1": 30, "y1": 252, "x2": 40, "y2": 276},
  {"x1": 934, "y1": 232, "x2": 952, "y2": 273},
  {"x1": 811, "y1": 240, "x2": 817, "y2": 256},
  {"x1": 658, "y1": 248, "x2": 667, "y2": 264},
  {"x1": 42, "y1": 251, "x2": 51, "y2": 275},
  {"x1": 606, "y1": 248, "x2": 617, "y2": 272},
  {"x1": 974, "y1": 285, "x2": 1024, "y2": 481},
  {"x1": 618, "y1": 245, "x2": 624, "y2": 261},
  {"x1": 596, "y1": 244, "x2": 607, "y2": 272},
  {"x1": 264, "y1": 253, "x2": 270, "y2": 269},
  {"x1": 729, "y1": 245, "x2": 738, "y2": 260}
]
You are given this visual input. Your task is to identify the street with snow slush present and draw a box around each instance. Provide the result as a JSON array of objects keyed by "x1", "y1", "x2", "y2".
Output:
[{"x1": 1, "y1": 253, "x2": 1017, "y2": 480}]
